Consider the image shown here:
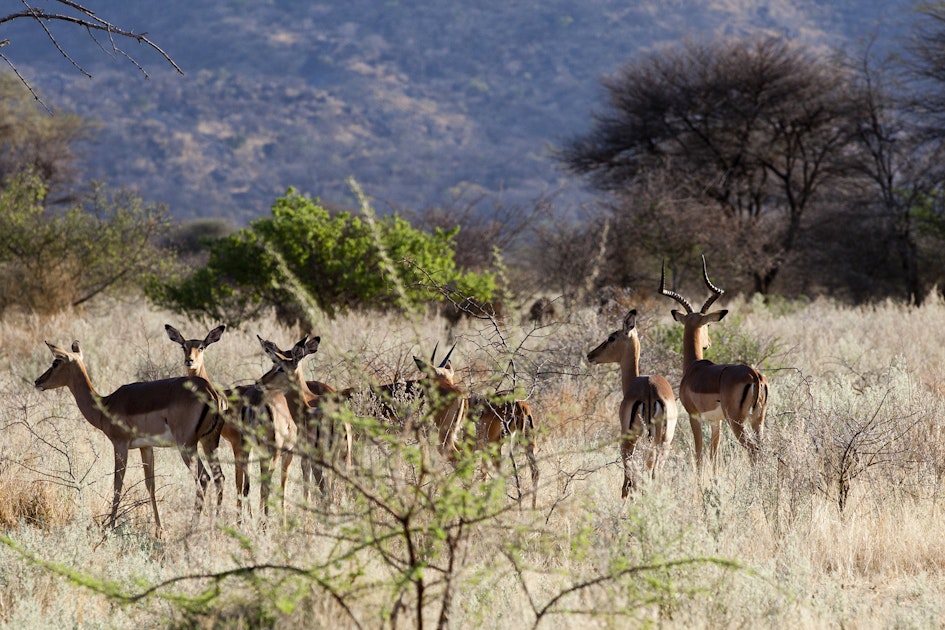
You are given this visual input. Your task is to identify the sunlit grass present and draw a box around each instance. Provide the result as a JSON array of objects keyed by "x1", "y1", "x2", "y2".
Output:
[{"x1": 3, "y1": 294, "x2": 945, "y2": 627}]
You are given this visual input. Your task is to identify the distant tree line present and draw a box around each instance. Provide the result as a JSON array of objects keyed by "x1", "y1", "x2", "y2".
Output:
[{"x1": 554, "y1": 6, "x2": 945, "y2": 305}]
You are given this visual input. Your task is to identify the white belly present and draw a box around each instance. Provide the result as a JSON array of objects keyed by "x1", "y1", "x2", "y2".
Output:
[
  {"x1": 694, "y1": 404, "x2": 725, "y2": 422},
  {"x1": 130, "y1": 426, "x2": 175, "y2": 448}
]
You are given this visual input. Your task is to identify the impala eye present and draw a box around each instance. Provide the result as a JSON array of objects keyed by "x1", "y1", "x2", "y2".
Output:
[{"x1": 608, "y1": 335, "x2": 616, "y2": 343}]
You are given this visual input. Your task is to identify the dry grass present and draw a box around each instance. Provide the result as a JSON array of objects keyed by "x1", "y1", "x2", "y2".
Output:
[{"x1": 3, "y1": 294, "x2": 945, "y2": 627}]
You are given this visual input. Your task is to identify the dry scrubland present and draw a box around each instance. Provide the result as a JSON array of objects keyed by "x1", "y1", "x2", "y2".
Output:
[{"x1": 2, "y1": 294, "x2": 945, "y2": 628}]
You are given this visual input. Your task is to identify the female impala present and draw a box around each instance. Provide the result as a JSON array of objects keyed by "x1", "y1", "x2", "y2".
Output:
[
  {"x1": 659, "y1": 257, "x2": 769, "y2": 471},
  {"x1": 587, "y1": 309, "x2": 677, "y2": 497},
  {"x1": 165, "y1": 324, "x2": 296, "y2": 520},
  {"x1": 257, "y1": 334, "x2": 350, "y2": 504},
  {"x1": 34, "y1": 340, "x2": 226, "y2": 534}
]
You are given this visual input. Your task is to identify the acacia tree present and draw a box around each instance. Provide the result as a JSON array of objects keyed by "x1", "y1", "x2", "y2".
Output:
[
  {"x1": 561, "y1": 37, "x2": 860, "y2": 294},
  {"x1": 0, "y1": 1, "x2": 180, "y2": 101}
]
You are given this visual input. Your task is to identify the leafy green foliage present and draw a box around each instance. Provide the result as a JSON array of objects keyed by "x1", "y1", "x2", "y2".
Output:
[
  {"x1": 148, "y1": 188, "x2": 497, "y2": 326},
  {"x1": 0, "y1": 172, "x2": 170, "y2": 314}
]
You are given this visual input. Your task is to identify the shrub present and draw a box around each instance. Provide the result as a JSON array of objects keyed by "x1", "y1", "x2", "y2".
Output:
[
  {"x1": 0, "y1": 172, "x2": 170, "y2": 314},
  {"x1": 147, "y1": 188, "x2": 497, "y2": 326}
]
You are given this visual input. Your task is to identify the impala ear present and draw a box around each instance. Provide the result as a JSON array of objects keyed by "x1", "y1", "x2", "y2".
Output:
[
  {"x1": 204, "y1": 325, "x2": 226, "y2": 346},
  {"x1": 622, "y1": 309, "x2": 637, "y2": 332},
  {"x1": 165, "y1": 324, "x2": 185, "y2": 345},
  {"x1": 304, "y1": 335, "x2": 321, "y2": 356},
  {"x1": 257, "y1": 335, "x2": 280, "y2": 358},
  {"x1": 708, "y1": 310, "x2": 728, "y2": 323},
  {"x1": 414, "y1": 356, "x2": 430, "y2": 374},
  {"x1": 671, "y1": 310, "x2": 686, "y2": 323},
  {"x1": 71, "y1": 340, "x2": 81, "y2": 357}
]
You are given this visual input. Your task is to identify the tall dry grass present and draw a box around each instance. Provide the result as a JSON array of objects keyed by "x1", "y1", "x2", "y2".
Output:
[{"x1": 2, "y1": 294, "x2": 945, "y2": 627}]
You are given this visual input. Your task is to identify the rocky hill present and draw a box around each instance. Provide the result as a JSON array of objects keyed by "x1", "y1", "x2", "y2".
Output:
[{"x1": 5, "y1": 0, "x2": 918, "y2": 223}]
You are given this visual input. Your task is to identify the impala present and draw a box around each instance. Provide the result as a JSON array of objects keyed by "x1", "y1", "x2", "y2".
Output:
[
  {"x1": 337, "y1": 344, "x2": 469, "y2": 463},
  {"x1": 659, "y1": 257, "x2": 769, "y2": 471},
  {"x1": 165, "y1": 324, "x2": 296, "y2": 520},
  {"x1": 408, "y1": 345, "x2": 469, "y2": 462},
  {"x1": 257, "y1": 334, "x2": 350, "y2": 504},
  {"x1": 587, "y1": 309, "x2": 678, "y2": 497},
  {"x1": 34, "y1": 340, "x2": 226, "y2": 534},
  {"x1": 469, "y1": 391, "x2": 539, "y2": 507}
]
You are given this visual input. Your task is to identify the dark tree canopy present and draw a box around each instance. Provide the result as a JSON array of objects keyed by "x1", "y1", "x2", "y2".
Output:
[{"x1": 560, "y1": 37, "x2": 861, "y2": 294}]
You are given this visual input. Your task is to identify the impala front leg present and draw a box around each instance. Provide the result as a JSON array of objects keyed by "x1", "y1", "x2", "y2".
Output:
[{"x1": 111, "y1": 442, "x2": 130, "y2": 530}]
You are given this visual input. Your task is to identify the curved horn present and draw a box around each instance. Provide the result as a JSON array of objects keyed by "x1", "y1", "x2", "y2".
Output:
[
  {"x1": 699, "y1": 255, "x2": 724, "y2": 313},
  {"x1": 439, "y1": 343, "x2": 455, "y2": 368},
  {"x1": 431, "y1": 341, "x2": 439, "y2": 365},
  {"x1": 659, "y1": 260, "x2": 694, "y2": 314}
]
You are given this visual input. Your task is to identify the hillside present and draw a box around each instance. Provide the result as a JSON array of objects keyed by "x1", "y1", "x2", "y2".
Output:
[{"x1": 4, "y1": 0, "x2": 919, "y2": 223}]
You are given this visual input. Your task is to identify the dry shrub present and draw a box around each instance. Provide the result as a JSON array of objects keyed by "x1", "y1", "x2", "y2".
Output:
[{"x1": 0, "y1": 477, "x2": 69, "y2": 528}]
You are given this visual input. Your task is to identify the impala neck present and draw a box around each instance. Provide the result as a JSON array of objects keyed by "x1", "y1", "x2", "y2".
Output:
[
  {"x1": 64, "y1": 362, "x2": 107, "y2": 432},
  {"x1": 682, "y1": 323, "x2": 704, "y2": 371},
  {"x1": 287, "y1": 369, "x2": 318, "y2": 411},
  {"x1": 189, "y1": 363, "x2": 210, "y2": 381},
  {"x1": 619, "y1": 336, "x2": 642, "y2": 391}
]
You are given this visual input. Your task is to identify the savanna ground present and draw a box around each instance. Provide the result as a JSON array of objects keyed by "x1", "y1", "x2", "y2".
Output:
[{"x1": 2, "y1": 291, "x2": 945, "y2": 628}]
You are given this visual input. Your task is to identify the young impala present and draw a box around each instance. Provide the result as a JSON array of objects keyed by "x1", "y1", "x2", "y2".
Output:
[
  {"x1": 587, "y1": 309, "x2": 677, "y2": 497},
  {"x1": 659, "y1": 257, "x2": 769, "y2": 471},
  {"x1": 34, "y1": 340, "x2": 226, "y2": 534}
]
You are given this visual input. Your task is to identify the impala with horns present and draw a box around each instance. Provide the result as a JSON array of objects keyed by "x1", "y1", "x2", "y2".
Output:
[
  {"x1": 335, "y1": 343, "x2": 468, "y2": 464},
  {"x1": 409, "y1": 344, "x2": 469, "y2": 462},
  {"x1": 469, "y1": 391, "x2": 539, "y2": 507},
  {"x1": 165, "y1": 324, "x2": 297, "y2": 520},
  {"x1": 257, "y1": 334, "x2": 350, "y2": 504},
  {"x1": 587, "y1": 309, "x2": 677, "y2": 497},
  {"x1": 659, "y1": 257, "x2": 769, "y2": 471},
  {"x1": 34, "y1": 340, "x2": 226, "y2": 534}
]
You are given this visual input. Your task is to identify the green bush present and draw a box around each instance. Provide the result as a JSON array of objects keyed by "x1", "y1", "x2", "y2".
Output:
[
  {"x1": 0, "y1": 172, "x2": 170, "y2": 314},
  {"x1": 147, "y1": 188, "x2": 497, "y2": 326}
]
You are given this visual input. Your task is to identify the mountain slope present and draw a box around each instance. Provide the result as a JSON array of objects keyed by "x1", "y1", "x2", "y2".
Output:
[{"x1": 6, "y1": 0, "x2": 918, "y2": 223}]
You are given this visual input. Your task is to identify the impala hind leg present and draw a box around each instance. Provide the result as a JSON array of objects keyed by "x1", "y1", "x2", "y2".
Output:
[
  {"x1": 199, "y1": 434, "x2": 225, "y2": 515},
  {"x1": 179, "y1": 449, "x2": 211, "y2": 525},
  {"x1": 725, "y1": 416, "x2": 761, "y2": 462},
  {"x1": 299, "y1": 455, "x2": 314, "y2": 505},
  {"x1": 259, "y1": 453, "x2": 274, "y2": 517},
  {"x1": 689, "y1": 415, "x2": 705, "y2": 472},
  {"x1": 620, "y1": 434, "x2": 639, "y2": 499},
  {"x1": 236, "y1": 439, "x2": 252, "y2": 520},
  {"x1": 279, "y1": 449, "x2": 293, "y2": 518},
  {"x1": 139, "y1": 446, "x2": 162, "y2": 536},
  {"x1": 708, "y1": 419, "x2": 723, "y2": 472},
  {"x1": 525, "y1": 438, "x2": 539, "y2": 509}
]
